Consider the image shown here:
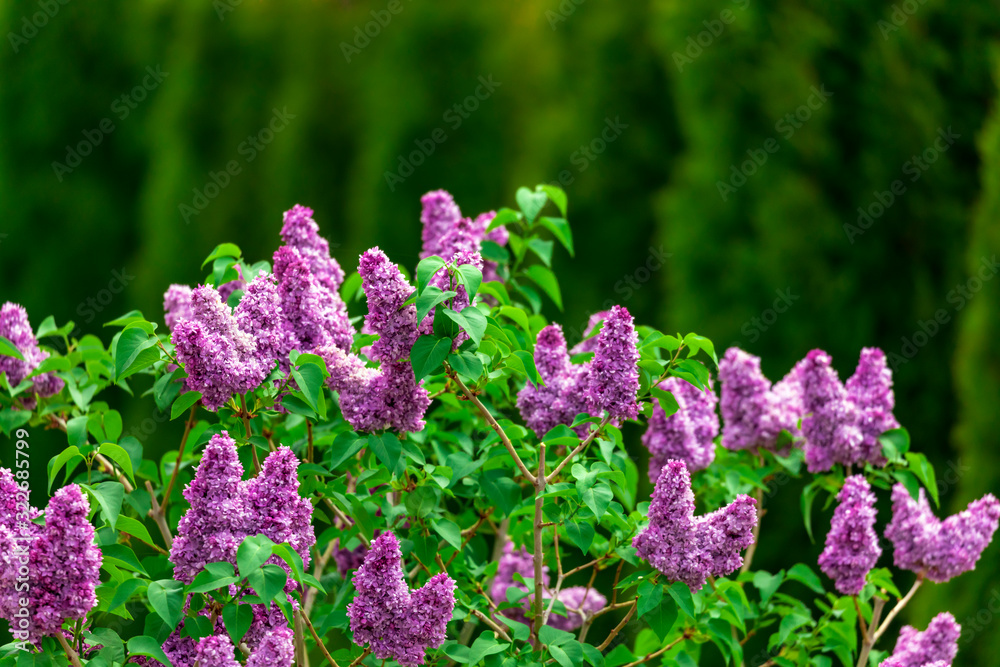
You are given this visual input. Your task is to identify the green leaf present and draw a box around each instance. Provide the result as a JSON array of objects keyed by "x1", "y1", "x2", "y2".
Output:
[
  {"x1": 222, "y1": 604, "x2": 254, "y2": 645},
  {"x1": 637, "y1": 580, "x2": 663, "y2": 618},
  {"x1": 778, "y1": 612, "x2": 811, "y2": 645},
  {"x1": 563, "y1": 521, "x2": 595, "y2": 553},
  {"x1": 81, "y1": 482, "x2": 125, "y2": 531},
  {"x1": 667, "y1": 582, "x2": 695, "y2": 619},
  {"x1": 579, "y1": 483, "x2": 613, "y2": 518},
  {"x1": 327, "y1": 432, "x2": 366, "y2": 470},
  {"x1": 127, "y1": 636, "x2": 174, "y2": 667},
  {"x1": 411, "y1": 335, "x2": 452, "y2": 380},
  {"x1": 645, "y1": 596, "x2": 678, "y2": 641},
  {"x1": 201, "y1": 242, "x2": 242, "y2": 269},
  {"x1": 650, "y1": 387, "x2": 680, "y2": 418},
  {"x1": 237, "y1": 534, "x2": 276, "y2": 576},
  {"x1": 459, "y1": 307, "x2": 487, "y2": 345},
  {"x1": 752, "y1": 570, "x2": 784, "y2": 605},
  {"x1": 147, "y1": 580, "x2": 185, "y2": 630},
  {"x1": 67, "y1": 415, "x2": 89, "y2": 449},
  {"x1": 187, "y1": 562, "x2": 240, "y2": 594},
  {"x1": 801, "y1": 480, "x2": 820, "y2": 543},
  {"x1": 48, "y1": 446, "x2": 82, "y2": 492},
  {"x1": 867, "y1": 567, "x2": 902, "y2": 599},
  {"x1": 113, "y1": 328, "x2": 158, "y2": 382},
  {"x1": 538, "y1": 185, "x2": 568, "y2": 217},
  {"x1": 448, "y1": 351, "x2": 484, "y2": 381},
  {"x1": 431, "y1": 519, "x2": 463, "y2": 550},
  {"x1": 508, "y1": 350, "x2": 542, "y2": 386},
  {"x1": 291, "y1": 362, "x2": 326, "y2": 412},
  {"x1": 100, "y1": 544, "x2": 148, "y2": 575},
  {"x1": 416, "y1": 256, "x2": 448, "y2": 292},
  {"x1": 480, "y1": 240, "x2": 511, "y2": 264},
  {"x1": 0, "y1": 408, "x2": 31, "y2": 436},
  {"x1": 468, "y1": 633, "x2": 508, "y2": 666},
  {"x1": 0, "y1": 335, "x2": 25, "y2": 360},
  {"x1": 498, "y1": 306, "x2": 531, "y2": 334},
  {"x1": 549, "y1": 645, "x2": 574, "y2": 667},
  {"x1": 108, "y1": 578, "x2": 146, "y2": 613},
  {"x1": 416, "y1": 286, "x2": 458, "y2": 323},
  {"x1": 787, "y1": 563, "x2": 825, "y2": 594},
  {"x1": 879, "y1": 428, "x2": 910, "y2": 463},
  {"x1": 171, "y1": 391, "x2": 201, "y2": 420},
  {"x1": 481, "y1": 469, "x2": 522, "y2": 517},
  {"x1": 368, "y1": 432, "x2": 402, "y2": 475},
  {"x1": 98, "y1": 442, "x2": 136, "y2": 487},
  {"x1": 516, "y1": 187, "x2": 548, "y2": 223},
  {"x1": 524, "y1": 265, "x2": 563, "y2": 310},
  {"x1": 905, "y1": 452, "x2": 939, "y2": 506},
  {"x1": 682, "y1": 333, "x2": 718, "y2": 365},
  {"x1": 527, "y1": 238, "x2": 555, "y2": 267},
  {"x1": 457, "y1": 264, "x2": 483, "y2": 300},
  {"x1": 247, "y1": 564, "x2": 288, "y2": 605},
  {"x1": 670, "y1": 359, "x2": 709, "y2": 390},
  {"x1": 538, "y1": 216, "x2": 574, "y2": 256},
  {"x1": 115, "y1": 516, "x2": 154, "y2": 546}
]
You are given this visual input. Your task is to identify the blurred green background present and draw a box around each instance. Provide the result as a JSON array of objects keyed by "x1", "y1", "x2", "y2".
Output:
[{"x1": 2, "y1": 0, "x2": 999, "y2": 664}]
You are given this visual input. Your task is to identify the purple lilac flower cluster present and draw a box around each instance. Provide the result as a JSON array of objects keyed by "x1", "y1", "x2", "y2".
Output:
[
  {"x1": 885, "y1": 483, "x2": 999, "y2": 583},
  {"x1": 880, "y1": 612, "x2": 961, "y2": 667},
  {"x1": 633, "y1": 460, "x2": 757, "y2": 592},
  {"x1": 418, "y1": 189, "x2": 508, "y2": 284},
  {"x1": 317, "y1": 247, "x2": 431, "y2": 433},
  {"x1": 718, "y1": 347, "x2": 803, "y2": 452},
  {"x1": 799, "y1": 348, "x2": 899, "y2": 472},
  {"x1": 165, "y1": 205, "x2": 355, "y2": 411},
  {"x1": 817, "y1": 475, "x2": 882, "y2": 595},
  {"x1": 641, "y1": 376, "x2": 719, "y2": 477},
  {"x1": 0, "y1": 474, "x2": 101, "y2": 644},
  {"x1": 517, "y1": 306, "x2": 640, "y2": 437},
  {"x1": 489, "y1": 542, "x2": 607, "y2": 631},
  {"x1": 347, "y1": 532, "x2": 455, "y2": 666},
  {"x1": 166, "y1": 432, "x2": 314, "y2": 661},
  {"x1": 0, "y1": 302, "x2": 64, "y2": 404}
]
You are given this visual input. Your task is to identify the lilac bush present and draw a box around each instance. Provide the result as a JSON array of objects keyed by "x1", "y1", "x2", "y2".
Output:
[{"x1": 0, "y1": 185, "x2": 997, "y2": 667}]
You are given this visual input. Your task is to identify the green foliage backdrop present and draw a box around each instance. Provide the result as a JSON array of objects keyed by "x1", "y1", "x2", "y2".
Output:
[{"x1": 1, "y1": 0, "x2": 998, "y2": 663}]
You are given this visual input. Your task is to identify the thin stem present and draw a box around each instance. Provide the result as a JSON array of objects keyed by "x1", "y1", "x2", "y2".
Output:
[
  {"x1": 472, "y1": 609, "x2": 513, "y2": 643},
  {"x1": 240, "y1": 394, "x2": 261, "y2": 474},
  {"x1": 304, "y1": 539, "x2": 338, "y2": 617},
  {"x1": 300, "y1": 609, "x2": 342, "y2": 667},
  {"x1": 596, "y1": 600, "x2": 637, "y2": 651},
  {"x1": 94, "y1": 454, "x2": 134, "y2": 492},
  {"x1": 56, "y1": 632, "x2": 83, "y2": 667},
  {"x1": 531, "y1": 443, "x2": 547, "y2": 644},
  {"x1": 620, "y1": 633, "x2": 687, "y2": 667},
  {"x1": 321, "y1": 497, "x2": 370, "y2": 548},
  {"x1": 740, "y1": 471, "x2": 766, "y2": 574},
  {"x1": 856, "y1": 595, "x2": 888, "y2": 667},
  {"x1": 161, "y1": 404, "x2": 198, "y2": 515},
  {"x1": 145, "y1": 480, "x2": 173, "y2": 548},
  {"x1": 448, "y1": 369, "x2": 534, "y2": 483},
  {"x1": 873, "y1": 577, "x2": 924, "y2": 643},
  {"x1": 546, "y1": 417, "x2": 610, "y2": 484},
  {"x1": 294, "y1": 610, "x2": 308, "y2": 667},
  {"x1": 307, "y1": 420, "x2": 314, "y2": 463},
  {"x1": 853, "y1": 597, "x2": 868, "y2": 638},
  {"x1": 348, "y1": 648, "x2": 372, "y2": 667}
]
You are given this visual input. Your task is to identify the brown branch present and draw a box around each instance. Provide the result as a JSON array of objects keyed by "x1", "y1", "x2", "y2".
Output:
[
  {"x1": 95, "y1": 454, "x2": 134, "y2": 492},
  {"x1": 348, "y1": 648, "x2": 371, "y2": 667},
  {"x1": 546, "y1": 416, "x2": 610, "y2": 483},
  {"x1": 56, "y1": 631, "x2": 83, "y2": 667},
  {"x1": 160, "y1": 403, "x2": 197, "y2": 515},
  {"x1": 299, "y1": 609, "x2": 342, "y2": 667},
  {"x1": 596, "y1": 600, "x2": 637, "y2": 651},
  {"x1": 856, "y1": 594, "x2": 888, "y2": 667},
  {"x1": 620, "y1": 633, "x2": 687, "y2": 667},
  {"x1": 448, "y1": 369, "x2": 534, "y2": 483},
  {"x1": 240, "y1": 395, "x2": 261, "y2": 474},
  {"x1": 145, "y1": 480, "x2": 173, "y2": 548},
  {"x1": 531, "y1": 443, "x2": 547, "y2": 644},
  {"x1": 472, "y1": 609, "x2": 513, "y2": 643},
  {"x1": 873, "y1": 577, "x2": 924, "y2": 643},
  {"x1": 740, "y1": 481, "x2": 766, "y2": 574},
  {"x1": 304, "y1": 539, "x2": 338, "y2": 617}
]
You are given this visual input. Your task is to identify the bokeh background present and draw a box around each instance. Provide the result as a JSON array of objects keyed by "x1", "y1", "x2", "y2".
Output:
[{"x1": 2, "y1": 0, "x2": 999, "y2": 664}]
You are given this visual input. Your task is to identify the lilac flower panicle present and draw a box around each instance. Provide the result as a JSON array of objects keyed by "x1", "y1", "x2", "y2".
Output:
[
  {"x1": 273, "y1": 245, "x2": 354, "y2": 358},
  {"x1": 170, "y1": 432, "x2": 249, "y2": 584},
  {"x1": 245, "y1": 446, "x2": 317, "y2": 583},
  {"x1": 885, "y1": 483, "x2": 1000, "y2": 583},
  {"x1": 193, "y1": 634, "x2": 241, "y2": 667},
  {"x1": 883, "y1": 612, "x2": 961, "y2": 667},
  {"x1": 818, "y1": 475, "x2": 882, "y2": 595},
  {"x1": 569, "y1": 310, "x2": 611, "y2": 356},
  {"x1": 319, "y1": 248, "x2": 429, "y2": 434},
  {"x1": 547, "y1": 587, "x2": 608, "y2": 631},
  {"x1": 642, "y1": 376, "x2": 718, "y2": 476},
  {"x1": 347, "y1": 532, "x2": 456, "y2": 667},
  {"x1": 234, "y1": 272, "x2": 284, "y2": 379},
  {"x1": 420, "y1": 190, "x2": 463, "y2": 259},
  {"x1": 280, "y1": 204, "x2": 346, "y2": 292},
  {"x1": 584, "y1": 305, "x2": 640, "y2": 423},
  {"x1": 845, "y1": 347, "x2": 899, "y2": 465},
  {"x1": 163, "y1": 285, "x2": 194, "y2": 330},
  {"x1": 799, "y1": 349, "x2": 864, "y2": 472},
  {"x1": 633, "y1": 460, "x2": 758, "y2": 592},
  {"x1": 26, "y1": 484, "x2": 102, "y2": 641},
  {"x1": 516, "y1": 324, "x2": 589, "y2": 438},
  {"x1": 718, "y1": 348, "x2": 802, "y2": 452},
  {"x1": 246, "y1": 626, "x2": 295, "y2": 667},
  {"x1": 0, "y1": 302, "x2": 64, "y2": 398}
]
